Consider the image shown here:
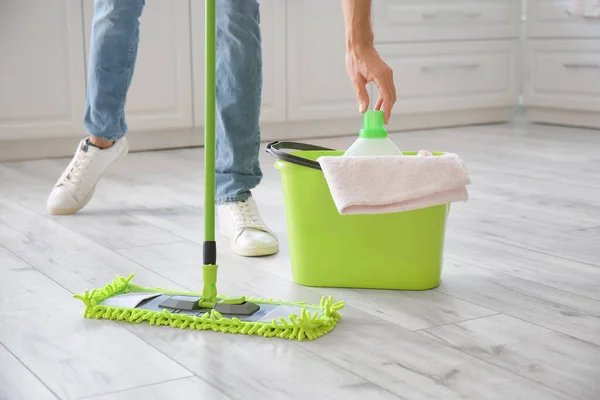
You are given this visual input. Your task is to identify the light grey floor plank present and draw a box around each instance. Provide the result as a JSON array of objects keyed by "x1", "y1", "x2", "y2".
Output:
[
  {"x1": 0, "y1": 343, "x2": 58, "y2": 400},
  {"x1": 122, "y1": 323, "x2": 401, "y2": 400},
  {"x1": 0, "y1": 247, "x2": 193, "y2": 400},
  {"x1": 127, "y1": 204, "x2": 204, "y2": 243},
  {"x1": 435, "y1": 260, "x2": 600, "y2": 346},
  {"x1": 419, "y1": 314, "x2": 600, "y2": 400},
  {"x1": 311, "y1": 287, "x2": 499, "y2": 331},
  {"x1": 468, "y1": 167, "x2": 600, "y2": 208},
  {"x1": 450, "y1": 196, "x2": 599, "y2": 233},
  {"x1": 445, "y1": 233, "x2": 600, "y2": 301},
  {"x1": 450, "y1": 217, "x2": 600, "y2": 267},
  {"x1": 0, "y1": 198, "x2": 190, "y2": 292},
  {"x1": 568, "y1": 225, "x2": 600, "y2": 240},
  {"x1": 86, "y1": 377, "x2": 231, "y2": 400},
  {"x1": 297, "y1": 307, "x2": 576, "y2": 400},
  {"x1": 0, "y1": 165, "x2": 189, "y2": 250},
  {"x1": 49, "y1": 212, "x2": 184, "y2": 250}
]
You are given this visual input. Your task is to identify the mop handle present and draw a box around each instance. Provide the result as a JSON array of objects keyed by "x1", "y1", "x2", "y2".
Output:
[
  {"x1": 205, "y1": 0, "x2": 216, "y2": 245},
  {"x1": 203, "y1": 0, "x2": 217, "y2": 266}
]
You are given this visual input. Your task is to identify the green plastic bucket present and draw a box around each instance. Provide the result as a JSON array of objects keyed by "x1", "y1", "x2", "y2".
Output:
[{"x1": 266, "y1": 141, "x2": 448, "y2": 290}]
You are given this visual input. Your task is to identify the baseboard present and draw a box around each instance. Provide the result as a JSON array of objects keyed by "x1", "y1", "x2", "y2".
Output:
[
  {"x1": 0, "y1": 108, "x2": 516, "y2": 162},
  {"x1": 0, "y1": 128, "x2": 203, "y2": 163},
  {"x1": 526, "y1": 107, "x2": 600, "y2": 130}
]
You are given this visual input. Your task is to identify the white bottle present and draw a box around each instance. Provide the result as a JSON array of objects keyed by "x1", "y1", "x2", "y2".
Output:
[{"x1": 344, "y1": 110, "x2": 403, "y2": 156}]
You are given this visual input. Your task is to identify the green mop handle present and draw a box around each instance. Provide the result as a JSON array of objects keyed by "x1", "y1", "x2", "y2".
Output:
[
  {"x1": 198, "y1": 0, "x2": 218, "y2": 308},
  {"x1": 204, "y1": 0, "x2": 216, "y2": 265}
]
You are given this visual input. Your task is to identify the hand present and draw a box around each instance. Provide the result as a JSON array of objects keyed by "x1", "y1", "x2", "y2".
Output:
[{"x1": 346, "y1": 44, "x2": 397, "y2": 124}]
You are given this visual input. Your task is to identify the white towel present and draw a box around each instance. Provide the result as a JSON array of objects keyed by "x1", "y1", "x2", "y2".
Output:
[
  {"x1": 318, "y1": 152, "x2": 470, "y2": 215},
  {"x1": 568, "y1": 0, "x2": 600, "y2": 17}
]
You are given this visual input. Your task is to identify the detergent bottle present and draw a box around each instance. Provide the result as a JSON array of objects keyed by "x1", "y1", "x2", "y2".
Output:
[{"x1": 343, "y1": 110, "x2": 403, "y2": 156}]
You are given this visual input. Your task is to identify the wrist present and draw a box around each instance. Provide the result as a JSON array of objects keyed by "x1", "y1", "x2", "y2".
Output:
[{"x1": 346, "y1": 33, "x2": 374, "y2": 56}]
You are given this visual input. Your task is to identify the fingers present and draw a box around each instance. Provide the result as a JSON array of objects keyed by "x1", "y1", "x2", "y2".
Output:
[
  {"x1": 354, "y1": 75, "x2": 370, "y2": 113},
  {"x1": 374, "y1": 67, "x2": 396, "y2": 124}
]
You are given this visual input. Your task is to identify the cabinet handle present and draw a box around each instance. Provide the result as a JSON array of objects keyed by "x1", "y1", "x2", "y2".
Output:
[
  {"x1": 564, "y1": 10, "x2": 600, "y2": 19},
  {"x1": 422, "y1": 12, "x2": 482, "y2": 20},
  {"x1": 563, "y1": 63, "x2": 600, "y2": 69},
  {"x1": 421, "y1": 63, "x2": 480, "y2": 72}
]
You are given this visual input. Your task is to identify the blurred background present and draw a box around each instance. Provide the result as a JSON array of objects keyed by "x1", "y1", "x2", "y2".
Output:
[{"x1": 1, "y1": 0, "x2": 598, "y2": 162}]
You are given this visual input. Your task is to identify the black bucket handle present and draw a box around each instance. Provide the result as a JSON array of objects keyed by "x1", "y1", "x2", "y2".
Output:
[{"x1": 265, "y1": 141, "x2": 335, "y2": 171}]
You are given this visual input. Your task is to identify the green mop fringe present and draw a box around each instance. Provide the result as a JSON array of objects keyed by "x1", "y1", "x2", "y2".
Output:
[{"x1": 73, "y1": 274, "x2": 344, "y2": 341}]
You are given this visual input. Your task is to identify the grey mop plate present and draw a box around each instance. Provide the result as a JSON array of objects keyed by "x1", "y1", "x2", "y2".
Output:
[
  {"x1": 214, "y1": 301, "x2": 260, "y2": 316},
  {"x1": 158, "y1": 296, "x2": 203, "y2": 311},
  {"x1": 157, "y1": 295, "x2": 260, "y2": 316}
]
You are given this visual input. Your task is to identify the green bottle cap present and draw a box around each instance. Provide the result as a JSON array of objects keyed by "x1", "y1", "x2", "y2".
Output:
[{"x1": 359, "y1": 110, "x2": 387, "y2": 139}]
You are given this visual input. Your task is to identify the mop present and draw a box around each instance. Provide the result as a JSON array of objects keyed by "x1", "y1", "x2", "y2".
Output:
[{"x1": 73, "y1": 0, "x2": 343, "y2": 341}]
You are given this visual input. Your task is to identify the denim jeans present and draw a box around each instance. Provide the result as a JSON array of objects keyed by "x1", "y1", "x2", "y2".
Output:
[{"x1": 84, "y1": 0, "x2": 263, "y2": 204}]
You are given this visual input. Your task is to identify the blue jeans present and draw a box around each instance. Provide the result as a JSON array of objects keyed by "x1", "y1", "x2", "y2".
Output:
[{"x1": 85, "y1": 0, "x2": 263, "y2": 204}]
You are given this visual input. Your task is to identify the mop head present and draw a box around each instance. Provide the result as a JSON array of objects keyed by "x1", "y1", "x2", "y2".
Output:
[{"x1": 73, "y1": 274, "x2": 344, "y2": 341}]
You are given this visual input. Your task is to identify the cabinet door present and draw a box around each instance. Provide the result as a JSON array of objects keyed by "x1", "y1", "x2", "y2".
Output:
[
  {"x1": 375, "y1": 40, "x2": 519, "y2": 119},
  {"x1": 191, "y1": 0, "x2": 286, "y2": 128},
  {"x1": 286, "y1": 0, "x2": 358, "y2": 121},
  {"x1": 373, "y1": 0, "x2": 521, "y2": 43},
  {"x1": 0, "y1": 0, "x2": 86, "y2": 141},
  {"x1": 190, "y1": 0, "x2": 205, "y2": 132},
  {"x1": 259, "y1": 0, "x2": 287, "y2": 122},
  {"x1": 527, "y1": 0, "x2": 600, "y2": 38},
  {"x1": 83, "y1": 0, "x2": 193, "y2": 133},
  {"x1": 524, "y1": 40, "x2": 600, "y2": 112}
]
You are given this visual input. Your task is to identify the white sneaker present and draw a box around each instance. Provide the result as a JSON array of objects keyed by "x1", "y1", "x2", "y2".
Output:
[
  {"x1": 218, "y1": 196, "x2": 279, "y2": 257},
  {"x1": 46, "y1": 137, "x2": 128, "y2": 215}
]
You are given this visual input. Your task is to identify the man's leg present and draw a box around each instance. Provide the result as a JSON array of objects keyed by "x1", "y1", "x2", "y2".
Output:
[
  {"x1": 215, "y1": 0, "x2": 278, "y2": 257},
  {"x1": 47, "y1": 0, "x2": 144, "y2": 215}
]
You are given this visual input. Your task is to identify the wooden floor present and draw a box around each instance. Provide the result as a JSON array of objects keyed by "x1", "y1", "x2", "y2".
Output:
[{"x1": 1, "y1": 120, "x2": 599, "y2": 400}]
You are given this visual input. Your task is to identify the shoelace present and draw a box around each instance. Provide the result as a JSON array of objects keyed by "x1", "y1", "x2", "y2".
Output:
[
  {"x1": 230, "y1": 201, "x2": 266, "y2": 230},
  {"x1": 59, "y1": 145, "x2": 95, "y2": 191}
]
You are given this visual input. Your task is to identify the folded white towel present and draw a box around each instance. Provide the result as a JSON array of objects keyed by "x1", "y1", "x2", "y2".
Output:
[
  {"x1": 318, "y1": 152, "x2": 470, "y2": 215},
  {"x1": 568, "y1": 0, "x2": 600, "y2": 17}
]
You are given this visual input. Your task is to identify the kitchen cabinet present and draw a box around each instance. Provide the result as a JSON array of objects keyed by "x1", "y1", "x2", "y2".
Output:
[
  {"x1": 0, "y1": 0, "x2": 87, "y2": 142},
  {"x1": 527, "y1": 0, "x2": 600, "y2": 38},
  {"x1": 256, "y1": 0, "x2": 287, "y2": 123},
  {"x1": 372, "y1": 0, "x2": 521, "y2": 132},
  {"x1": 286, "y1": 0, "x2": 357, "y2": 121},
  {"x1": 378, "y1": 41, "x2": 519, "y2": 117},
  {"x1": 1, "y1": 0, "x2": 531, "y2": 162},
  {"x1": 373, "y1": 0, "x2": 521, "y2": 42},
  {"x1": 524, "y1": 0, "x2": 600, "y2": 128}
]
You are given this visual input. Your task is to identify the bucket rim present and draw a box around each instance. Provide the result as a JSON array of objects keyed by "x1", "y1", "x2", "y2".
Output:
[{"x1": 266, "y1": 141, "x2": 334, "y2": 170}]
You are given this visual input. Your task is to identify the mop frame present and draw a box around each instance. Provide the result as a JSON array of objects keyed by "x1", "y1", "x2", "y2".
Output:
[{"x1": 74, "y1": 275, "x2": 343, "y2": 341}]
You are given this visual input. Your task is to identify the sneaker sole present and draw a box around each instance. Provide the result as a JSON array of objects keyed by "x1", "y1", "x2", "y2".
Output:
[
  {"x1": 220, "y1": 230, "x2": 279, "y2": 257},
  {"x1": 231, "y1": 242, "x2": 279, "y2": 257}
]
